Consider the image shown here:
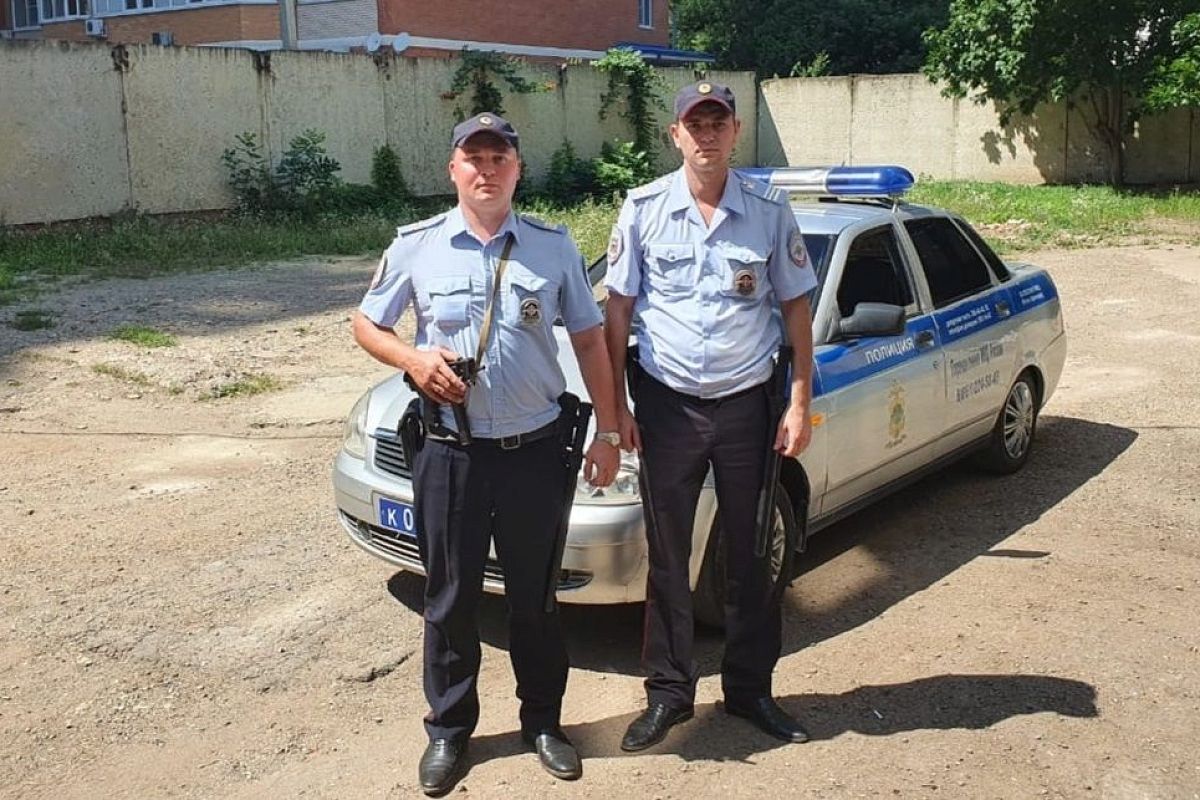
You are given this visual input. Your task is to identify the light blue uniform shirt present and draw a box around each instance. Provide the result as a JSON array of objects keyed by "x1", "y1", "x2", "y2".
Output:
[
  {"x1": 359, "y1": 206, "x2": 602, "y2": 438},
  {"x1": 605, "y1": 168, "x2": 818, "y2": 398}
]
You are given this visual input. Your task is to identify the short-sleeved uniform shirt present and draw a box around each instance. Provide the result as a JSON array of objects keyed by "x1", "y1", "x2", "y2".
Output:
[
  {"x1": 605, "y1": 168, "x2": 818, "y2": 399},
  {"x1": 359, "y1": 206, "x2": 602, "y2": 439}
]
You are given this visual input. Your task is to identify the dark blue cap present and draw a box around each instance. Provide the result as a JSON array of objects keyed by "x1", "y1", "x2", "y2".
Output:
[
  {"x1": 450, "y1": 113, "x2": 520, "y2": 151},
  {"x1": 674, "y1": 80, "x2": 736, "y2": 119}
]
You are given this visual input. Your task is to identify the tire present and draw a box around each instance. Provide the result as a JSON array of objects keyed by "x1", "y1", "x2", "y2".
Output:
[
  {"x1": 692, "y1": 484, "x2": 796, "y2": 629},
  {"x1": 977, "y1": 370, "x2": 1040, "y2": 474}
]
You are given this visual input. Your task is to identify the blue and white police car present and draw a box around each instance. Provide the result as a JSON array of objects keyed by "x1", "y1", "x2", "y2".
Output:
[{"x1": 332, "y1": 166, "x2": 1066, "y2": 625}]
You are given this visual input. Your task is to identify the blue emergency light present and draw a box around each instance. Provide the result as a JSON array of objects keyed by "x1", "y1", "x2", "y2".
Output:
[{"x1": 738, "y1": 165, "x2": 915, "y2": 198}]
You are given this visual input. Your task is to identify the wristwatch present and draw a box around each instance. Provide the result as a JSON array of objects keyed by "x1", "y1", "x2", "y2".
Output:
[{"x1": 594, "y1": 431, "x2": 621, "y2": 448}]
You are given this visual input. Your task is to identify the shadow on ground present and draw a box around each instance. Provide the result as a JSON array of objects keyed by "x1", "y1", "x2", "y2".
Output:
[
  {"x1": 457, "y1": 673, "x2": 1096, "y2": 769},
  {"x1": 386, "y1": 415, "x2": 1137, "y2": 677}
]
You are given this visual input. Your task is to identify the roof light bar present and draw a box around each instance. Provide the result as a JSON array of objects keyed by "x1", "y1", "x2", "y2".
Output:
[{"x1": 739, "y1": 165, "x2": 916, "y2": 198}]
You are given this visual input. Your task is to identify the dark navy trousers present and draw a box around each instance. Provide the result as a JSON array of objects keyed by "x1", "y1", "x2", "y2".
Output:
[
  {"x1": 412, "y1": 435, "x2": 568, "y2": 742},
  {"x1": 634, "y1": 369, "x2": 782, "y2": 710}
]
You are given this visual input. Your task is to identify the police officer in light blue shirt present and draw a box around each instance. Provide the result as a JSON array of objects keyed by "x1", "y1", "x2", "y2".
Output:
[
  {"x1": 604, "y1": 81, "x2": 818, "y2": 752},
  {"x1": 353, "y1": 113, "x2": 620, "y2": 794}
]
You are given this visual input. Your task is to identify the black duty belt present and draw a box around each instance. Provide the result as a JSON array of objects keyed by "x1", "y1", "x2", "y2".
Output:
[{"x1": 430, "y1": 419, "x2": 559, "y2": 450}]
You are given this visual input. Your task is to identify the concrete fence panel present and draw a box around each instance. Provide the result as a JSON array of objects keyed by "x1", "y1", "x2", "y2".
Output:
[
  {"x1": 1, "y1": 40, "x2": 131, "y2": 225},
  {"x1": 757, "y1": 77, "x2": 853, "y2": 168},
  {"x1": 121, "y1": 44, "x2": 262, "y2": 214},
  {"x1": 1125, "y1": 107, "x2": 1193, "y2": 185}
]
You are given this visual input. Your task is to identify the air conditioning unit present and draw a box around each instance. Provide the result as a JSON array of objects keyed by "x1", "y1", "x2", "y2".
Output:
[
  {"x1": 84, "y1": 18, "x2": 106, "y2": 37},
  {"x1": 151, "y1": 30, "x2": 173, "y2": 46}
]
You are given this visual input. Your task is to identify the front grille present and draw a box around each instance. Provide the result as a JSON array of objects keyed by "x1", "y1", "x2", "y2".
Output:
[
  {"x1": 373, "y1": 427, "x2": 411, "y2": 479},
  {"x1": 342, "y1": 511, "x2": 592, "y2": 591}
]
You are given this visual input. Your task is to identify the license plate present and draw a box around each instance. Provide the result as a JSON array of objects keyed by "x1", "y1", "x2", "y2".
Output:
[{"x1": 377, "y1": 497, "x2": 416, "y2": 536}]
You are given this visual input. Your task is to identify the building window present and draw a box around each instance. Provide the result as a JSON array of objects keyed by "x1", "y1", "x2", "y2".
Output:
[
  {"x1": 38, "y1": 0, "x2": 88, "y2": 21},
  {"x1": 12, "y1": 0, "x2": 40, "y2": 27},
  {"x1": 638, "y1": 0, "x2": 652, "y2": 28}
]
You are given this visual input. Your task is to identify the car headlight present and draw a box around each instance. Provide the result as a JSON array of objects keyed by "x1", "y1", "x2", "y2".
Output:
[
  {"x1": 575, "y1": 452, "x2": 641, "y2": 505},
  {"x1": 342, "y1": 391, "x2": 370, "y2": 459}
]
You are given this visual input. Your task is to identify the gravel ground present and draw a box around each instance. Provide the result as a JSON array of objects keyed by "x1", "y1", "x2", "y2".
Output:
[{"x1": 0, "y1": 245, "x2": 1197, "y2": 799}]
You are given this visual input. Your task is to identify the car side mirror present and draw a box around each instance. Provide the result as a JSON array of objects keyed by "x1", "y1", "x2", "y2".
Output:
[{"x1": 837, "y1": 302, "x2": 906, "y2": 339}]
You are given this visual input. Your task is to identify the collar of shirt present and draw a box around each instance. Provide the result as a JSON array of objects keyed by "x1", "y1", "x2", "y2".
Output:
[
  {"x1": 444, "y1": 205, "x2": 522, "y2": 248},
  {"x1": 665, "y1": 168, "x2": 746, "y2": 232}
]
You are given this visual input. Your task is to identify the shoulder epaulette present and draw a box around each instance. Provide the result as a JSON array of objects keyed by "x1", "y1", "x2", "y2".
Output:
[
  {"x1": 396, "y1": 213, "x2": 447, "y2": 237},
  {"x1": 739, "y1": 178, "x2": 788, "y2": 206},
  {"x1": 520, "y1": 214, "x2": 566, "y2": 234},
  {"x1": 627, "y1": 175, "x2": 672, "y2": 202}
]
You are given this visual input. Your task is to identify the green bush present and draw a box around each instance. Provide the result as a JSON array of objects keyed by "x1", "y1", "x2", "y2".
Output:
[
  {"x1": 592, "y1": 141, "x2": 654, "y2": 197},
  {"x1": 543, "y1": 141, "x2": 598, "y2": 205},
  {"x1": 371, "y1": 144, "x2": 410, "y2": 200},
  {"x1": 222, "y1": 129, "x2": 342, "y2": 218}
]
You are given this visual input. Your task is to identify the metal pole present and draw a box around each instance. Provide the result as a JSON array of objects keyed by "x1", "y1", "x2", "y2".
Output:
[{"x1": 277, "y1": 0, "x2": 297, "y2": 50}]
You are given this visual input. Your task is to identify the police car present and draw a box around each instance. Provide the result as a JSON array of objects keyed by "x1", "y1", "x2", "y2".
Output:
[{"x1": 332, "y1": 165, "x2": 1066, "y2": 626}]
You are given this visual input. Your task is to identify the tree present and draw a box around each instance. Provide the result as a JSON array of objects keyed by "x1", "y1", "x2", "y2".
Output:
[
  {"x1": 923, "y1": 0, "x2": 1200, "y2": 186},
  {"x1": 672, "y1": 0, "x2": 950, "y2": 78}
]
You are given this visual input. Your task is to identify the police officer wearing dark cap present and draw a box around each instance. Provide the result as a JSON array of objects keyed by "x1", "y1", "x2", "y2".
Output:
[
  {"x1": 353, "y1": 112, "x2": 622, "y2": 793},
  {"x1": 604, "y1": 82, "x2": 818, "y2": 751}
]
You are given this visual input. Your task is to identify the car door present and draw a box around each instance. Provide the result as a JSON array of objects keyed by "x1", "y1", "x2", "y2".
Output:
[
  {"x1": 817, "y1": 223, "x2": 946, "y2": 514},
  {"x1": 902, "y1": 215, "x2": 1018, "y2": 452}
]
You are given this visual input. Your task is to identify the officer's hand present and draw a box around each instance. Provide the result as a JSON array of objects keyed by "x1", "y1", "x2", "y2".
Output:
[
  {"x1": 583, "y1": 439, "x2": 620, "y2": 488},
  {"x1": 410, "y1": 347, "x2": 467, "y2": 404},
  {"x1": 774, "y1": 404, "x2": 812, "y2": 458},
  {"x1": 618, "y1": 407, "x2": 642, "y2": 453}
]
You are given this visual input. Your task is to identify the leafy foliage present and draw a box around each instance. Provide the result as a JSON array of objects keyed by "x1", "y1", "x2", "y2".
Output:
[
  {"x1": 542, "y1": 140, "x2": 598, "y2": 205},
  {"x1": 222, "y1": 129, "x2": 342, "y2": 216},
  {"x1": 592, "y1": 141, "x2": 656, "y2": 197},
  {"x1": 1145, "y1": 13, "x2": 1200, "y2": 112},
  {"x1": 593, "y1": 48, "x2": 668, "y2": 158},
  {"x1": 673, "y1": 0, "x2": 949, "y2": 77},
  {"x1": 448, "y1": 49, "x2": 543, "y2": 117},
  {"x1": 370, "y1": 144, "x2": 409, "y2": 200},
  {"x1": 923, "y1": 0, "x2": 1199, "y2": 185}
]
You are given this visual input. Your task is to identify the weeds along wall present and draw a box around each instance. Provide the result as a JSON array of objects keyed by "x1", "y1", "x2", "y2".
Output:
[{"x1": 0, "y1": 40, "x2": 757, "y2": 226}]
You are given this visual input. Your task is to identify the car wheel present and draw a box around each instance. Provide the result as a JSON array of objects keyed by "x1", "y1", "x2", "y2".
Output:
[
  {"x1": 978, "y1": 370, "x2": 1040, "y2": 474},
  {"x1": 693, "y1": 484, "x2": 796, "y2": 629}
]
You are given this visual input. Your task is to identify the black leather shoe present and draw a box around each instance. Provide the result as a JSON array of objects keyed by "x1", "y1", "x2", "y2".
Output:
[
  {"x1": 724, "y1": 697, "x2": 809, "y2": 743},
  {"x1": 418, "y1": 738, "x2": 468, "y2": 796},
  {"x1": 524, "y1": 728, "x2": 582, "y2": 780},
  {"x1": 620, "y1": 703, "x2": 694, "y2": 752}
]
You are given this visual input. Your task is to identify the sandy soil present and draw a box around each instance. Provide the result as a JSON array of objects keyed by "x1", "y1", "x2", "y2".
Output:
[{"x1": 1, "y1": 245, "x2": 1198, "y2": 799}]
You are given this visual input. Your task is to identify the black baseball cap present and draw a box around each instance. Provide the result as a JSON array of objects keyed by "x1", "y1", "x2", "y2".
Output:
[
  {"x1": 674, "y1": 80, "x2": 736, "y2": 119},
  {"x1": 450, "y1": 113, "x2": 520, "y2": 151}
]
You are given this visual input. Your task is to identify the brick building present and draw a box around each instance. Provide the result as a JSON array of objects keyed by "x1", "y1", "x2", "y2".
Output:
[{"x1": 0, "y1": 0, "x2": 695, "y2": 63}]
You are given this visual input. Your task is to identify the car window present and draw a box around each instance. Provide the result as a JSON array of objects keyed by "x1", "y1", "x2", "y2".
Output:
[
  {"x1": 836, "y1": 226, "x2": 915, "y2": 318},
  {"x1": 953, "y1": 217, "x2": 1011, "y2": 282},
  {"x1": 904, "y1": 217, "x2": 995, "y2": 308}
]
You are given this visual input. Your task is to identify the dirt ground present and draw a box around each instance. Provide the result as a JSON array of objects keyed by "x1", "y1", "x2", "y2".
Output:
[{"x1": 1, "y1": 244, "x2": 1198, "y2": 800}]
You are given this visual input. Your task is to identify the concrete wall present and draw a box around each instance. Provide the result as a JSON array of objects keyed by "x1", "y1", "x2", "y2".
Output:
[
  {"x1": 759, "y1": 73, "x2": 1198, "y2": 185},
  {"x1": 0, "y1": 39, "x2": 755, "y2": 225}
]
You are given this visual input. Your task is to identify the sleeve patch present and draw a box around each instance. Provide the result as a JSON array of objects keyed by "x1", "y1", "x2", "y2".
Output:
[
  {"x1": 370, "y1": 254, "x2": 387, "y2": 288},
  {"x1": 788, "y1": 229, "x2": 808, "y2": 267},
  {"x1": 607, "y1": 226, "x2": 624, "y2": 263}
]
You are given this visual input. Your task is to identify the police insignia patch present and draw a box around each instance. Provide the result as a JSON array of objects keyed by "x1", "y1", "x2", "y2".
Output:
[
  {"x1": 733, "y1": 269, "x2": 756, "y2": 296},
  {"x1": 607, "y1": 226, "x2": 623, "y2": 264},
  {"x1": 698, "y1": 82, "x2": 712, "y2": 94},
  {"x1": 370, "y1": 255, "x2": 387, "y2": 289},
  {"x1": 788, "y1": 229, "x2": 808, "y2": 267},
  {"x1": 520, "y1": 297, "x2": 542, "y2": 325},
  {"x1": 479, "y1": 115, "x2": 494, "y2": 127}
]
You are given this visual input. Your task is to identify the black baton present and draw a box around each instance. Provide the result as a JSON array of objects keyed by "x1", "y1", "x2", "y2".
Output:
[
  {"x1": 544, "y1": 392, "x2": 593, "y2": 613},
  {"x1": 754, "y1": 345, "x2": 793, "y2": 559}
]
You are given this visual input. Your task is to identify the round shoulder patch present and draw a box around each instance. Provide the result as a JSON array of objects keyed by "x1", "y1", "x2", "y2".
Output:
[
  {"x1": 370, "y1": 254, "x2": 388, "y2": 289},
  {"x1": 788, "y1": 229, "x2": 808, "y2": 268},
  {"x1": 607, "y1": 226, "x2": 624, "y2": 264}
]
